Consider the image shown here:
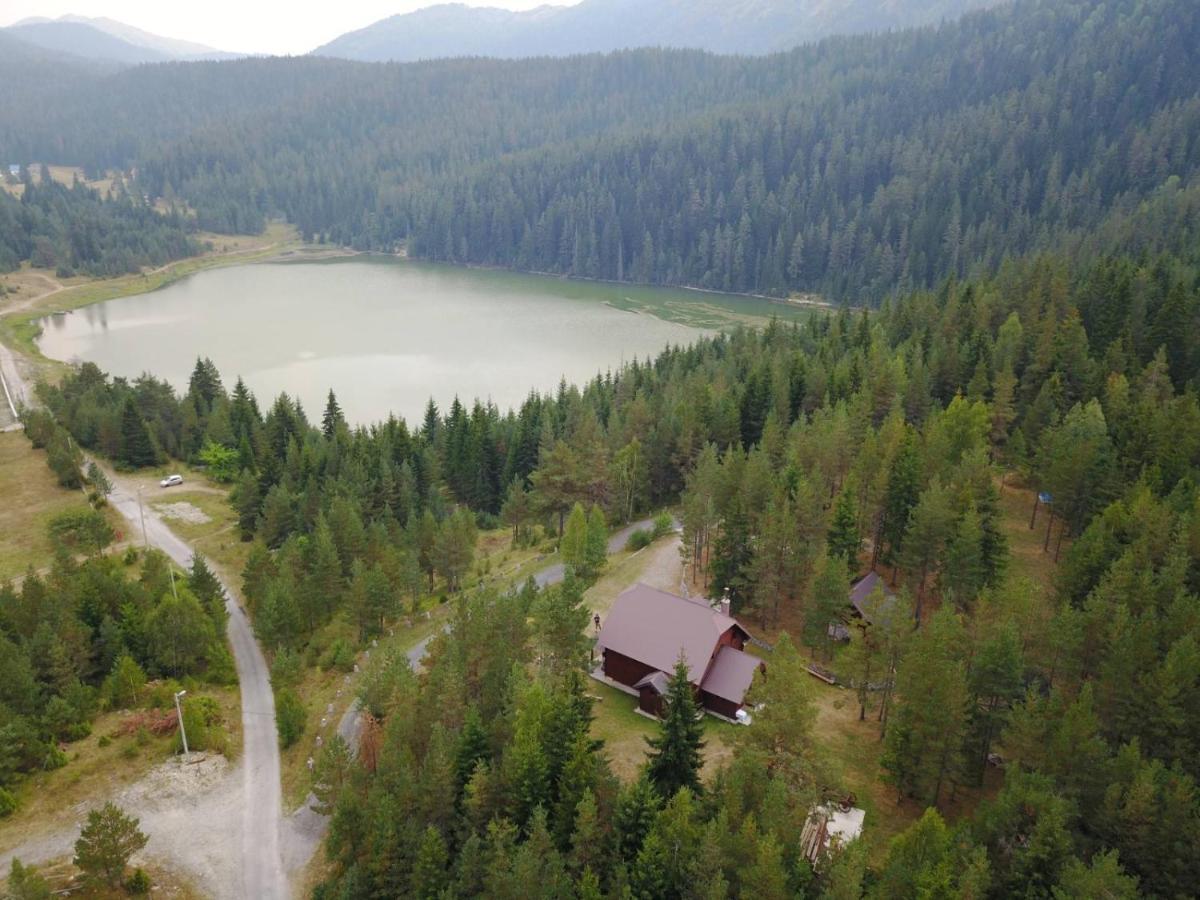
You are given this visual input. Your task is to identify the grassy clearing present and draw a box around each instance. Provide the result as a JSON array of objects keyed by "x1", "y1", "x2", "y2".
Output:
[
  {"x1": 588, "y1": 680, "x2": 735, "y2": 784},
  {"x1": 0, "y1": 432, "x2": 122, "y2": 581},
  {"x1": 473, "y1": 527, "x2": 550, "y2": 591},
  {"x1": 0, "y1": 164, "x2": 118, "y2": 200},
  {"x1": 4, "y1": 856, "x2": 205, "y2": 899},
  {"x1": 0, "y1": 685, "x2": 240, "y2": 857},
  {"x1": 997, "y1": 475, "x2": 1062, "y2": 591}
]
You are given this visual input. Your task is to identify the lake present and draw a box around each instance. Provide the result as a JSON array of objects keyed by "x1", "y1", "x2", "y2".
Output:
[{"x1": 36, "y1": 257, "x2": 803, "y2": 424}]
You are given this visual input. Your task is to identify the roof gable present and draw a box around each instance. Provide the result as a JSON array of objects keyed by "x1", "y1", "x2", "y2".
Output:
[
  {"x1": 597, "y1": 584, "x2": 745, "y2": 683},
  {"x1": 700, "y1": 645, "x2": 763, "y2": 705},
  {"x1": 850, "y1": 572, "x2": 899, "y2": 625}
]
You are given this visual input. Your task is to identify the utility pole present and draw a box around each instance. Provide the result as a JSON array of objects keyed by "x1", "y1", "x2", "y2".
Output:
[{"x1": 174, "y1": 689, "x2": 189, "y2": 757}]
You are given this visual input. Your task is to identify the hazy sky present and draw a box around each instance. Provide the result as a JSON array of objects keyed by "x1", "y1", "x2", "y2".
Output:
[{"x1": 0, "y1": 0, "x2": 579, "y2": 56}]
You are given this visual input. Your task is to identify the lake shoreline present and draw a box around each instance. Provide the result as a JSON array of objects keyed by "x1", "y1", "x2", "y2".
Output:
[
  {"x1": 31, "y1": 255, "x2": 791, "y2": 426},
  {"x1": 334, "y1": 250, "x2": 835, "y2": 312},
  {"x1": 0, "y1": 224, "x2": 302, "y2": 376}
]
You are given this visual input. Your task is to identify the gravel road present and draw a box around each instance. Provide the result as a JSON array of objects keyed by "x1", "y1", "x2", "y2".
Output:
[
  {"x1": 104, "y1": 465, "x2": 288, "y2": 899},
  {"x1": 534, "y1": 516, "x2": 679, "y2": 587}
]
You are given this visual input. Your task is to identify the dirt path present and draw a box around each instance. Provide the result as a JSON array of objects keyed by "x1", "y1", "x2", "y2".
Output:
[{"x1": 534, "y1": 515, "x2": 678, "y2": 587}]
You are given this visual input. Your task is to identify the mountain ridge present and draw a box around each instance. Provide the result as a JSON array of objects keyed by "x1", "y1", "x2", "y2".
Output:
[
  {"x1": 5, "y1": 15, "x2": 239, "y2": 64},
  {"x1": 312, "y1": 0, "x2": 1007, "y2": 61}
]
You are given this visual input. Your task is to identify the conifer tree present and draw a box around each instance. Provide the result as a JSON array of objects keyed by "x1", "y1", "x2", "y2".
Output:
[
  {"x1": 646, "y1": 655, "x2": 705, "y2": 799},
  {"x1": 882, "y1": 609, "x2": 968, "y2": 807},
  {"x1": 613, "y1": 774, "x2": 661, "y2": 863},
  {"x1": 455, "y1": 705, "x2": 492, "y2": 795},
  {"x1": 804, "y1": 553, "x2": 850, "y2": 657},
  {"x1": 410, "y1": 826, "x2": 450, "y2": 899},
  {"x1": 73, "y1": 802, "x2": 148, "y2": 888},
  {"x1": 881, "y1": 433, "x2": 922, "y2": 568},
  {"x1": 827, "y1": 487, "x2": 862, "y2": 566},
  {"x1": 321, "y1": 389, "x2": 346, "y2": 439},
  {"x1": 584, "y1": 505, "x2": 608, "y2": 578},
  {"x1": 940, "y1": 504, "x2": 986, "y2": 609},
  {"x1": 117, "y1": 398, "x2": 157, "y2": 468}
]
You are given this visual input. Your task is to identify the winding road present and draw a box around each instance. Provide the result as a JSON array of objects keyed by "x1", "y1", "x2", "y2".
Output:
[
  {"x1": 1, "y1": 268, "x2": 678, "y2": 895},
  {"x1": 103, "y1": 465, "x2": 288, "y2": 899},
  {"x1": 1, "y1": 274, "x2": 288, "y2": 896}
]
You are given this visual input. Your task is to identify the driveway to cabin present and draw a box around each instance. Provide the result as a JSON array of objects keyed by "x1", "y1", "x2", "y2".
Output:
[{"x1": 534, "y1": 515, "x2": 680, "y2": 587}]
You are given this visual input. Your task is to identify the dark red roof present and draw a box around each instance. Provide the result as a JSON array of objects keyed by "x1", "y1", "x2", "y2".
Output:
[
  {"x1": 597, "y1": 584, "x2": 748, "y2": 684},
  {"x1": 701, "y1": 645, "x2": 763, "y2": 705}
]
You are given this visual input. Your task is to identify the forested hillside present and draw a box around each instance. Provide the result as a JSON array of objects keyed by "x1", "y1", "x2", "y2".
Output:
[
  {"x1": 0, "y1": 171, "x2": 199, "y2": 276},
  {"x1": 1, "y1": 0, "x2": 1197, "y2": 302},
  {"x1": 313, "y1": 0, "x2": 1002, "y2": 62},
  {"x1": 34, "y1": 243, "x2": 1200, "y2": 895}
]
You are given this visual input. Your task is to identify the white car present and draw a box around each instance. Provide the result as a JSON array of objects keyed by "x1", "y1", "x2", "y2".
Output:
[{"x1": 160, "y1": 474, "x2": 183, "y2": 488}]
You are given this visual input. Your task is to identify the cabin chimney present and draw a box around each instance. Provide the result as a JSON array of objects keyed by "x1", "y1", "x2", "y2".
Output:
[{"x1": 719, "y1": 587, "x2": 731, "y2": 617}]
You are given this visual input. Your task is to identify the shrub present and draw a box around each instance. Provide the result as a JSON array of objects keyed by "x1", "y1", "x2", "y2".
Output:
[
  {"x1": 177, "y1": 697, "x2": 223, "y2": 754},
  {"x1": 98, "y1": 735, "x2": 111, "y2": 748},
  {"x1": 43, "y1": 745, "x2": 67, "y2": 771},
  {"x1": 625, "y1": 529, "x2": 653, "y2": 551},
  {"x1": 48, "y1": 508, "x2": 113, "y2": 555},
  {"x1": 7, "y1": 858, "x2": 50, "y2": 899},
  {"x1": 0, "y1": 788, "x2": 17, "y2": 818},
  {"x1": 276, "y1": 688, "x2": 306, "y2": 749},
  {"x1": 320, "y1": 639, "x2": 356, "y2": 673},
  {"x1": 145, "y1": 680, "x2": 184, "y2": 710},
  {"x1": 651, "y1": 513, "x2": 674, "y2": 539},
  {"x1": 122, "y1": 547, "x2": 139, "y2": 565},
  {"x1": 271, "y1": 647, "x2": 303, "y2": 687},
  {"x1": 125, "y1": 867, "x2": 152, "y2": 895}
]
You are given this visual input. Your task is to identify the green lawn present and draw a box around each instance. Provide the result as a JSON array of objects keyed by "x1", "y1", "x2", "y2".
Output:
[
  {"x1": 0, "y1": 432, "x2": 119, "y2": 581},
  {"x1": 588, "y1": 679, "x2": 736, "y2": 783}
]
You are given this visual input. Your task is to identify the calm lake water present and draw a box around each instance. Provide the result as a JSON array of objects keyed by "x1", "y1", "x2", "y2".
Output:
[{"x1": 37, "y1": 257, "x2": 803, "y2": 424}]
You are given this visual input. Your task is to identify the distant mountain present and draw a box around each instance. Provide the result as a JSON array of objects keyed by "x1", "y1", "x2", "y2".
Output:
[
  {"x1": 5, "y1": 16, "x2": 238, "y2": 65},
  {"x1": 312, "y1": 0, "x2": 1007, "y2": 61}
]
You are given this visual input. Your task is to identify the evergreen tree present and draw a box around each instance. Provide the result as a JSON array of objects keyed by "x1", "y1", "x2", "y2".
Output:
[
  {"x1": 646, "y1": 655, "x2": 705, "y2": 800},
  {"x1": 117, "y1": 398, "x2": 157, "y2": 468},
  {"x1": 321, "y1": 389, "x2": 346, "y2": 439},
  {"x1": 882, "y1": 609, "x2": 969, "y2": 807},
  {"x1": 827, "y1": 487, "x2": 862, "y2": 566},
  {"x1": 881, "y1": 433, "x2": 922, "y2": 567},
  {"x1": 73, "y1": 802, "x2": 148, "y2": 888},
  {"x1": 804, "y1": 553, "x2": 851, "y2": 658},
  {"x1": 940, "y1": 503, "x2": 986, "y2": 610}
]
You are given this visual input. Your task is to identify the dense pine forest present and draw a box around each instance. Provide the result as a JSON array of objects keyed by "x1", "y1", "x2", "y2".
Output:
[
  {"x1": 28, "y1": 241, "x2": 1200, "y2": 896},
  {"x1": 0, "y1": 170, "x2": 200, "y2": 276},
  {"x1": 5, "y1": 0, "x2": 1200, "y2": 895},
  {"x1": 0, "y1": 0, "x2": 1197, "y2": 301}
]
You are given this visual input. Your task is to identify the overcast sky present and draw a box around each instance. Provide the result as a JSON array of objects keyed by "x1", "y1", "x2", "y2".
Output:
[{"x1": 1, "y1": 0, "x2": 578, "y2": 56}]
